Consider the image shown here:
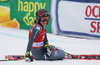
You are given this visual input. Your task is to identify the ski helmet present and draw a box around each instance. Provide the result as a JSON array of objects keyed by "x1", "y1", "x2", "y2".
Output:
[{"x1": 36, "y1": 9, "x2": 49, "y2": 24}]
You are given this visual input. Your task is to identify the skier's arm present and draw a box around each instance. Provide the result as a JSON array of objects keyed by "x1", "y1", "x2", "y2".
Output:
[
  {"x1": 44, "y1": 33, "x2": 50, "y2": 46},
  {"x1": 26, "y1": 26, "x2": 41, "y2": 52},
  {"x1": 43, "y1": 33, "x2": 51, "y2": 57}
]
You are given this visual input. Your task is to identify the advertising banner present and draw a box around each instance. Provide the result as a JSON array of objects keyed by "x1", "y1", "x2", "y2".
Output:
[
  {"x1": 56, "y1": 0, "x2": 100, "y2": 38},
  {"x1": 0, "y1": 0, "x2": 10, "y2": 27},
  {"x1": 0, "y1": 0, "x2": 51, "y2": 32}
]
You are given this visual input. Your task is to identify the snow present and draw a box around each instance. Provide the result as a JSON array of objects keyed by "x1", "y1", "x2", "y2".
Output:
[{"x1": 0, "y1": 27, "x2": 100, "y2": 65}]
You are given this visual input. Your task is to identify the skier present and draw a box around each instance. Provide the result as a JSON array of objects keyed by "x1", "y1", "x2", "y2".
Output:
[{"x1": 24, "y1": 9, "x2": 65, "y2": 61}]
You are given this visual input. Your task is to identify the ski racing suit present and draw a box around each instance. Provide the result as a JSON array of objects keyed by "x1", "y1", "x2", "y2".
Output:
[{"x1": 26, "y1": 23, "x2": 65, "y2": 60}]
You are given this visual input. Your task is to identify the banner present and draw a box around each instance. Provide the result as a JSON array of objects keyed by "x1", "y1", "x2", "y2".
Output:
[
  {"x1": 56, "y1": 0, "x2": 100, "y2": 38},
  {"x1": 65, "y1": 0, "x2": 100, "y2": 3},
  {"x1": 0, "y1": 0, "x2": 51, "y2": 33},
  {"x1": 0, "y1": 0, "x2": 11, "y2": 27}
]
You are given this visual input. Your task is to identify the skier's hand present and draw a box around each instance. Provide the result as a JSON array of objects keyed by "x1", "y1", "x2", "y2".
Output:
[
  {"x1": 44, "y1": 44, "x2": 51, "y2": 57},
  {"x1": 44, "y1": 44, "x2": 51, "y2": 49},
  {"x1": 44, "y1": 44, "x2": 51, "y2": 53},
  {"x1": 24, "y1": 52, "x2": 30, "y2": 59},
  {"x1": 24, "y1": 52, "x2": 33, "y2": 62}
]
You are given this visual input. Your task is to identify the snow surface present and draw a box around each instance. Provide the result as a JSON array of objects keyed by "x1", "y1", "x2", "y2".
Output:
[{"x1": 0, "y1": 27, "x2": 100, "y2": 65}]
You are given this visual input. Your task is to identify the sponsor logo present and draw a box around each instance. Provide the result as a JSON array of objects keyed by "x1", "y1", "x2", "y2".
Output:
[{"x1": 85, "y1": 5, "x2": 100, "y2": 33}]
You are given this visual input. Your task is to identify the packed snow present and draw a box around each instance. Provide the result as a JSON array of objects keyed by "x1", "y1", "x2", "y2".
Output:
[{"x1": 0, "y1": 27, "x2": 100, "y2": 65}]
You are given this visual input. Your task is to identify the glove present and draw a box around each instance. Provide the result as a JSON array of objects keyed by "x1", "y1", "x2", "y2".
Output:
[
  {"x1": 24, "y1": 52, "x2": 33, "y2": 62},
  {"x1": 43, "y1": 44, "x2": 51, "y2": 57},
  {"x1": 44, "y1": 44, "x2": 51, "y2": 49},
  {"x1": 24, "y1": 52, "x2": 30, "y2": 58}
]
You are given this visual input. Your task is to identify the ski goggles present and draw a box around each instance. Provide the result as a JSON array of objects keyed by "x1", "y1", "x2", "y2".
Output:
[
  {"x1": 40, "y1": 17, "x2": 49, "y2": 22},
  {"x1": 37, "y1": 12, "x2": 49, "y2": 17}
]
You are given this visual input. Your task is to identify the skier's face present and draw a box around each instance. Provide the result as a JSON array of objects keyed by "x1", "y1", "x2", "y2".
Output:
[{"x1": 40, "y1": 17, "x2": 49, "y2": 27}]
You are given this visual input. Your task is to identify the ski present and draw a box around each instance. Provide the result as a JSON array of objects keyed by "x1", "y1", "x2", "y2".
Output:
[
  {"x1": 65, "y1": 52, "x2": 100, "y2": 60},
  {"x1": 0, "y1": 55, "x2": 25, "y2": 61},
  {"x1": 0, "y1": 54, "x2": 100, "y2": 61},
  {"x1": 0, "y1": 55, "x2": 33, "y2": 61}
]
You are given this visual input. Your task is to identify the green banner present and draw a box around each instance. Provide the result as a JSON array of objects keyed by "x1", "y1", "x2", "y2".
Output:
[{"x1": 0, "y1": 0, "x2": 51, "y2": 33}]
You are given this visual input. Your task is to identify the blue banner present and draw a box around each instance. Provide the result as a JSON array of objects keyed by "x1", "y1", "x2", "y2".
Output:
[
  {"x1": 56, "y1": 0, "x2": 100, "y2": 39},
  {"x1": 61, "y1": 0, "x2": 100, "y2": 3}
]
